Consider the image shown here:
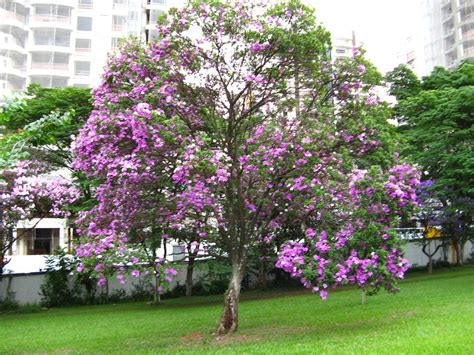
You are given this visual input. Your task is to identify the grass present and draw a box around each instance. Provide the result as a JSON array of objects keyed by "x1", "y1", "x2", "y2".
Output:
[{"x1": 1, "y1": 266, "x2": 474, "y2": 354}]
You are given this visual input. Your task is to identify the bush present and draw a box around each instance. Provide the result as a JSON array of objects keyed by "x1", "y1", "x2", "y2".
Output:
[
  {"x1": 0, "y1": 290, "x2": 19, "y2": 312},
  {"x1": 130, "y1": 279, "x2": 154, "y2": 301},
  {"x1": 39, "y1": 248, "x2": 79, "y2": 307}
]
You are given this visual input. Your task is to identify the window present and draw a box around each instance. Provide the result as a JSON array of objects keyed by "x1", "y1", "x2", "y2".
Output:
[
  {"x1": 335, "y1": 48, "x2": 346, "y2": 54},
  {"x1": 51, "y1": 77, "x2": 68, "y2": 87},
  {"x1": 77, "y1": 16, "x2": 92, "y2": 31},
  {"x1": 33, "y1": 28, "x2": 70, "y2": 47},
  {"x1": 78, "y1": 0, "x2": 93, "y2": 9},
  {"x1": 148, "y1": 0, "x2": 166, "y2": 5},
  {"x1": 33, "y1": 4, "x2": 71, "y2": 22},
  {"x1": 113, "y1": 0, "x2": 127, "y2": 8},
  {"x1": 111, "y1": 37, "x2": 122, "y2": 50},
  {"x1": 20, "y1": 228, "x2": 60, "y2": 255},
  {"x1": 75, "y1": 38, "x2": 91, "y2": 52},
  {"x1": 172, "y1": 245, "x2": 186, "y2": 261},
  {"x1": 148, "y1": 9, "x2": 164, "y2": 24},
  {"x1": 112, "y1": 15, "x2": 126, "y2": 31},
  {"x1": 75, "y1": 60, "x2": 90, "y2": 76}
]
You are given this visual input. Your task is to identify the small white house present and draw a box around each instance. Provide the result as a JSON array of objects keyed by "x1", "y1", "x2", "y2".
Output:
[{"x1": 5, "y1": 218, "x2": 73, "y2": 274}]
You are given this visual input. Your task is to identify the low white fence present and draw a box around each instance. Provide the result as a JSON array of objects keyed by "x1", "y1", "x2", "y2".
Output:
[
  {"x1": 1, "y1": 240, "x2": 473, "y2": 305},
  {"x1": 0, "y1": 263, "x2": 209, "y2": 305}
]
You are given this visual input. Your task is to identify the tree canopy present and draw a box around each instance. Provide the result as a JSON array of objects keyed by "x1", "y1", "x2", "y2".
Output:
[
  {"x1": 385, "y1": 62, "x2": 474, "y2": 264},
  {"x1": 0, "y1": 84, "x2": 92, "y2": 169},
  {"x1": 72, "y1": 0, "x2": 418, "y2": 334}
]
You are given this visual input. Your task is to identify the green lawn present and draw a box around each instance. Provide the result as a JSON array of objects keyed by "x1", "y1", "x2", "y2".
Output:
[{"x1": 1, "y1": 266, "x2": 474, "y2": 354}]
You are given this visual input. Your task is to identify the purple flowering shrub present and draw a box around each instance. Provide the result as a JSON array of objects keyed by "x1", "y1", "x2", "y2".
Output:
[{"x1": 276, "y1": 164, "x2": 419, "y2": 299}]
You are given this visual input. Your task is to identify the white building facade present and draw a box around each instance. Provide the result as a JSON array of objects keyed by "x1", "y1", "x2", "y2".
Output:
[
  {"x1": 0, "y1": 0, "x2": 183, "y2": 97},
  {"x1": 422, "y1": 0, "x2": 474, "y2": 74},
  {"x1": 5, "y1": 218, "x2": 73, "y2": 273}
]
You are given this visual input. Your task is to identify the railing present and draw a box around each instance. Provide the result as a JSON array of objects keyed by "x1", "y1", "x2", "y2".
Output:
[
  {"x1": 31, "y1": 63, "x2": 69, "y2": 71},
  {"x1": 462, "y1": 47, "x2": 474, "y2": 57},
  {"x1": 147, "y1": 0, "x2": 166, "y2": 5},
  {"x1": 0, "y1": 36, "x2": 26, "y2": 48},
  {"x1": 0, "y1": 8, "x2": 27, "y2": 24},
  {"x1": 11, "y1": 63, "x2": 26, "y2": 70},
  {"x1": 31, "y1": 14, "x2": 71, "y2": 23},
  {"x1": 112, "y1": 24, "x2": 125, "y2": 31},
  {"x1": 74, "y1": 70, "x2": 90, "y2": 76},
  {"x1": 460, "y1": 13, "x2": 474, "y2": 24},
  {"x1": 461, "y1": 28, "x2": 474, "y2": 39},
  {"x1": 33, "y1": 39, "x2": 70, "y2": 47},
  {"x1": 75, "y1": 47, "x2": 91, "y2": 53},
  {"x1": 78, "y1": 1, "x2": 93, "y2": 9},
  {"x1": 394, "y1": 228, "x2": 424, "y2": 241},
  {"x1": 112, "y1": 2, "x2": 127, "y2": 10},
  {"x1": 459, "y1": 0, "x2": 474, "y2": 7},
  {"x1": 1, "y1": 63, "x2": 26, "y2": 72}
]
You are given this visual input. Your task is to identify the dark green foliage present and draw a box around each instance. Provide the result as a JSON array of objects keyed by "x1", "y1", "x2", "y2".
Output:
[
  {"x1": 39, "y1": 248, "x2": 79, "y2": 307},
  {"x1": 393, "y1": 63, "x2": 474, "y2": 202},
  {"x1": 0, "y1": 84, "x2": 92, "y2": 169},
  {"x1": 384, "y1": 64, "x2": 420, "y2": 101},
  {"x1": 0, "y1": 290, "x2": 19, "y2": 312},
  {"x1": 1, "y1": 84, "x2": 92, "y2": 131},
  {"x1": 386, "y1": 62, "x2": 474, "y2": 263}
]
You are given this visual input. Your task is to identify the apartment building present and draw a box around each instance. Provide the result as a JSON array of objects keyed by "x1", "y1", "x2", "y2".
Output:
[
  {"x1": 0, "y1": 0, "x2": 183, "y2": 98},
  {"x1": 423, "y1": 0, "x2": 474, "y2": 73}
]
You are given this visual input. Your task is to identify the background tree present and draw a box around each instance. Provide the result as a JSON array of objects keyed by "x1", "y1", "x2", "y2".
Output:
[
  {"x1": 385, "y1": 62, "x2": 474, "y2": 265},
  {"x1": 0, "y1": 84, "x2": 92, "y2": 169},
  {"x1": 0, "y1": 161, "x2": 79, "y2": 277},
  {"x1": 416, "y1": 180, "x2": 449, "y2": 274},
  {"x1": 73, "y1": 0, "x2": 417, "y2": 335}
]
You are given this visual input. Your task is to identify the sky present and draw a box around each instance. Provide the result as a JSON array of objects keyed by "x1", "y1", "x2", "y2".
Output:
[{"x1": 302, "y1": 0, "x2": 424, "y2": 74}]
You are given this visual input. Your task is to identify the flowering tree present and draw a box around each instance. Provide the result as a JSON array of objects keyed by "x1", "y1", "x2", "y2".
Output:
[
  {"x1": 73, "y1": 0, "x2": 418, "y2": 334},
  {"x1": 0, "y1": 161, "x2": 79, "y2": 277}
]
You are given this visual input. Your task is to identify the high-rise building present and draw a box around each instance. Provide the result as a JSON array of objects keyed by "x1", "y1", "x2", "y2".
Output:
[
  {"x1": 423, "y1": 0, "x2": 474, "y2": 74},
  {"x1": 0, "y1": 0, "x2": 183, "y2": 97}
]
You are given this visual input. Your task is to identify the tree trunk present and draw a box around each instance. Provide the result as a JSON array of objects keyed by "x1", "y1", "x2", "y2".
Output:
[
  {"x1": 185, "y1": 254, "x2": 196, "y2": 297},
  {"x1": 458, "y1": 240, "x2": 465, "y2": 265},
  {"x1": 153, "y1": 274, "x2": 161, "y2": 305},
  {"x1": 428, "y1": 255, "x2": 433, "y2": 275},
  {"x1": 257, "y1": 257, "x2": 268, "y2": 289},
  {"x1": 215, "y1": 261, "x2": 245, "y2": 335}
]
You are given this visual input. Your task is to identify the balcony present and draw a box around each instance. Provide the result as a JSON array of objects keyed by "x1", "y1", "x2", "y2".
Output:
[
  {"x1": 462, "y1": 46, "x2": 474, "y2": 59},
  {"x1": 30, "y1": 62, "x2": 70, "y2": 77},
  {"x1": 29, "y1": 74, "x2": 69, "y2": 88},
  {"x1": 0, "y1": 75, "x2": 26, "y2": 95},
  {"x1": 458, "y1": 0, "x2": 474, "y2": 10},
  {"x1": 75, "y1": 47, "x2": 91, "y2": 54},
  {"x1": 0, "y1": 8, "x2": 28, "y2": 31},
  {"x1": 74, "y1": 70, "x2": 90, "y2": 77},
  {"x1": 461, "y1": 28, "x2": 474, "y2": 40},
  {"x1": 146, "y1": 0, "x2": 167, "y2": 9},
  {"x1": 0, "y1": 37, "x2": 27, "y2": 55},
  {"x1": 78, "y1": 0, "x2": 93, "y2": 10},
  {"x1": 30, "y1": 43, "x2": 73, "y2": 54},
  {"x1": 30, "y1": 14, "x2": 73, "y2": 30},
  {"x1": 29, "y1": 0, "x2": 75, "y2": 7},
  {"x1": 112, "y1": 2, "x2": 127, "y2": 14},
  {"x1": 0, "y1": 62, "x2": 27, "y2": 78},
  {"x1": 459, "y1": 13, "x2": 474, "y2": 26},
  {"x1": 112, "y1": 24, "x2": 126, "y2": 32}
]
